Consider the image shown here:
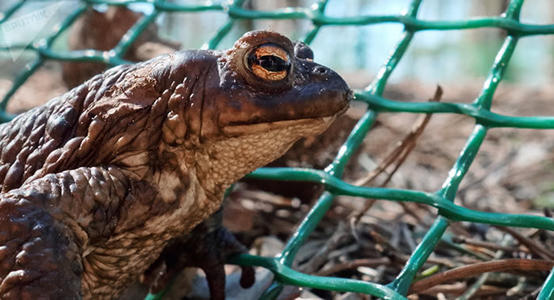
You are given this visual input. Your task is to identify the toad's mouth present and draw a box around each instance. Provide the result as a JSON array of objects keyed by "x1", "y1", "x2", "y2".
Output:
[
  {"x1": 215, "y1": 86, "x2": 353, "y2": 136},
  {"x1": 221, "y1": 116, "x2": 335, "y2": 136},
  {"x1": 221, "y1": 103, "x2": 349, "y2": 136}
]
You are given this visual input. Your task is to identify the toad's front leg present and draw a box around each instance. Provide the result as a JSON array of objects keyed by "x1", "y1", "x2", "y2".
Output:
[
  {"x1": 0, "y1": 166, "x2": 142, "y2": 299},
  {"x1": 143, "y1": 210, "x2": 255, "y2": 300}
]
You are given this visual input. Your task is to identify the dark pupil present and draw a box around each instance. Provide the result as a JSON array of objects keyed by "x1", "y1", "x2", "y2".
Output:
[{"x1": 258, "y1": 55, "x2": 289, "y2": 72}]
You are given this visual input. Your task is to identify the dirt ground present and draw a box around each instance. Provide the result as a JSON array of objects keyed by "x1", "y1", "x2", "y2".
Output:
[{"x1": 1, "y1": 62, "x2": 553, "y2": 299}]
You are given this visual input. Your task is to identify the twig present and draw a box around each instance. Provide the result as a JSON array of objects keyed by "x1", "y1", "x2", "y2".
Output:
[
  {"x1": 315, "y1": 253, "x2": 456, "y2": 277},
  {"x1": 452, "y1": 236, "x2": 519, "y2": 253},
  {"x1": 456, "y1": 235, "x2": 511, "y2": 299},
  {"x1": 506, "y1": 276, "x2": 529, "y2": 297},
  {"x1": 457, "y1": 149, "x2": 517, "y2": 195},
  {"x1": 298, "y1": 222, "x2": 353, "y2": 273},
  {"x1": 419, "y1": 284, "x2": 508, "y2": 297},
  {"x1": 351, "y1": 86, "x2": 443, "y2": 223},
  {"x1": 410, "y1": 259, "x2": 554, "y2": 294},
  {"x1": 354, "y1": 86, "x2": 442, "y2": 188},
  {"x1": 316, "y1": 258, "x2": 391, "y2": 276},
  {"x1": 495, "y1": 226, "x2": 554, "y2": 260},
  {"x1": 401, "y1": 222, "x2": 417, "y2": 252}
]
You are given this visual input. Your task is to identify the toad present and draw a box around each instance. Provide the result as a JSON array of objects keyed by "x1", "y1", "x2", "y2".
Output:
[{"x1": 0, "y1": 31, "x2": 351, "y2": 299}]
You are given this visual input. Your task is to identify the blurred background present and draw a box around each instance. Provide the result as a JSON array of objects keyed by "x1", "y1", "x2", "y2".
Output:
[{"x1": 1, "y1": 0, "x2": 553, "y2": 88}]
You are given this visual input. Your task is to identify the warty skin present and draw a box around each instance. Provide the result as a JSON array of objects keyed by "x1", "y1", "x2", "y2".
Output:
[{"x1": 0, "y1": 31, "x2": 351, "y2": 299}]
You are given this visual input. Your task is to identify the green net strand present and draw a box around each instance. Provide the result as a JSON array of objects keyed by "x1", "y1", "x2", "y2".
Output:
[
  {"x1": 246, "y1": 168, "x2": 554, "y2": 231},
  {"x1": 302, "y1": 0, "x2": 329, "y2": 45},
  {"x1": 203, "y1": 0, "x2": 246, "y2": 50},
  {"x1": 0, "y1": 1, "x2": 24, "y2": 24},
  {"x1": 76, "y1": 0, "x2": 554, "y2": 35},
  {"x1": 114, "y1": 10, "x2": 160, "y2": 57},
  {"x1": 255, "y1": 1, "x2": 423, "y2": 297},
  {"x1": 0, "y1": 2, "x2": 87, "y2": 111},
  {"x1": 390, "y1": 0, "x2": 524, "y2": 294},
  {"x1": 540, "y1": 268, "x2": 554, "y2": 300},
  {"x1": 257, "y1": 1, "x2": 334, "y2": 296},
  {"x1": 1, "y1": 0, "x2": 553, "y2": 299},
  {"x1": 231, "y1": 254, "x2": 408, "y2": 300},
  {"x1": 356, "y1": 93, "x2": 554, "y2": 129},
  {"x1": 273, "y1": 99, "x2": 376, "y2": 271}
]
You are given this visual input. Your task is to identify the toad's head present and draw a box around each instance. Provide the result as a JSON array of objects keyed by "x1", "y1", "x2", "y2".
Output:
[
  {"x1": 207, "y1": 30, "x2": 351, "y2": 137},
  {"x1": 152, "y1": 31, "x2": 352, "y2": 191}
]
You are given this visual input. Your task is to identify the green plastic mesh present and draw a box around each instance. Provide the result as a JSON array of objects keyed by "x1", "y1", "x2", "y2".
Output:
[{"x1": 1, "y1": 1, "x2": 553, "y2": 299}]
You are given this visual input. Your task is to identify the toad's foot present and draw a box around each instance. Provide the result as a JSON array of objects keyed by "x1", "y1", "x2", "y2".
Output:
[{"x1": 143, "y1": 211, "x2": 255, "y2": 300}]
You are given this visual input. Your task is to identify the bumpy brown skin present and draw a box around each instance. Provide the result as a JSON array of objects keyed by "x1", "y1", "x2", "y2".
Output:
[{"x1": 0, "y1": 31, "x2": 350, "y2": 299}]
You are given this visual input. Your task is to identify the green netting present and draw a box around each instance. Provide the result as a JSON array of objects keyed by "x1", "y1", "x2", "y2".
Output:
[{"x1": 1, "y1": 0, "x2": 553, "y2": 299}]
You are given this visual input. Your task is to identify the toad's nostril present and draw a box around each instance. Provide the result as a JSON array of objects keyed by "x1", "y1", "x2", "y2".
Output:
[{"x1": 313, "y1": 66, "x2": 328, "y2": 75}]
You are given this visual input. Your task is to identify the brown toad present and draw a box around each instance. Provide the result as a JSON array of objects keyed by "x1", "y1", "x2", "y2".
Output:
[{"x1": 0, "y1": 31, "x2": 351, "y2": 299}]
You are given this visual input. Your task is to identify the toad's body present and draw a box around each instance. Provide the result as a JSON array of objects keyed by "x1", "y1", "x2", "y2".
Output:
[{"x1": 0, "y1": 31, "x2": 350, "y2": 299}]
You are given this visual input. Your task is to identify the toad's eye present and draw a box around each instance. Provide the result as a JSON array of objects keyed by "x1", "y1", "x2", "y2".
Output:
[{"x1": 247, "y1": 44, "x2": 290, "y2": 81}]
